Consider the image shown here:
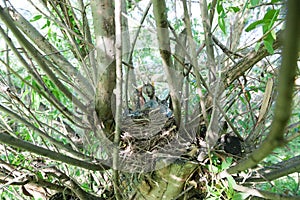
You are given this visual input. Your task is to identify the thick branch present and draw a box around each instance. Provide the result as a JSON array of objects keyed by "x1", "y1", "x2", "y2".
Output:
[
  {"x1": 228, "y1": 0, "x2": 299, "y2": 174},
  {"x1": 152, "y1": 0, "x2": 181, "y2": 126},
  {"x1": 10, "y1": 9, "x2": 94, "y2": 100},
  {"x1": 91, "y1": 0, "x2": 116, "y2": 132},
  {"x1": 222, "y1": 31, "x2": 282, "y2": 87},
  {"x1": 0, "y1": 23, "x2": 81, "y2": 125},
  {"x1": 0, "y1": 104, "x2": 86, "y2": 160},
  {"x1": 233, "y1": 184, "x2": 300, "y2": 200},
  {"x1": 0, "y1": 6, "x2": 87, "y2": 113},
  {"x1": 113, "y1": 0, "x2": 122, "y2": 199},
  {"x1": 200, "y1": 0, "x2": 216, "y2": 83},
  {"x1": 245, "y1": 155, "x2": 300, "y2": 182},
  {"x1": 134, "y1": 161, "x2": 197, "y2": 199},
  {"x1": 0, "y1": 132, "x2": 109, "y2": 171}
]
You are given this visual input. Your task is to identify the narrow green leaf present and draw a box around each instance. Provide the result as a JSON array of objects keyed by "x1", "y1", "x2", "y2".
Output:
[
  {"x1": 75, "y1": 169, "x2": 81, "y2": 176},
  {"x1": 247, "y1": 9, "x2": 278, "y2": 33},
  {"x1": 269, "y1": 9, "x2": 279, "y2": 26},
  {"x1": 81, "y1": 182, "x2": 90, "y2": 190},
  {"x1": 270, "y1": 30, "x2": 277, "y2": 40},
  {"x1": 208, "y1": 2, "x2": 212, "y2": 10},
  {"x1": 42, "y1": 19, "x2": 51, "y2": 29},
  {"x1": 254, "y1": 42, "x2": 261, "y2": 52},
  {"x1": 263, "y1": 9, "x2": 277, "y2": 20},
  {"x1": 239, "y1": 96, "x2": 246, "y2": 104},
  {"x1": 217, "y1": 0, "x2": 224, "y2": 14},
  {"x1": 246, "y1": 91, "x2": 251, "y2": 101},
  {"x1": 249, "y1": 86, "x2": 259, "y2": 92},
  {"x1": 227, "y1": 175, "x2": 236, "y2": 188},
  {"x1": 228, "y1": 6, "x2": 240, "y2": 13},
  {"x1": 233, "y1": 192, "x2": 250, "y2": 200},
  {"x1": 30, "y1": 15, "x2": 42, "y2": 22},
  {"x1": 263, "y1": 39, "x2": 274, "y2": 54},
  {"x1": 245, "y1": 20, "x2": 263, "y2": 32},
  {"x1": 221, "y1": 157, "x2": 233, "y2": 170},
  {"x1": 218, "y1": 17, "x2": 226, "y2": 34},
  {"x1": 263, "y1": 9, "x2": 279, "y2": 30},
  {"x1": 36, "y1": 171, "x2": 44, "y2": 179}
]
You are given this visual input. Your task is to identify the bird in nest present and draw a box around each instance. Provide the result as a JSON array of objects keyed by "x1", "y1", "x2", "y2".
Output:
[
  {"x1": 134, "y1": 86, "x2": 145, "y2": 110},
  {"x1": 142, "y1": 83, "x2": 172, "y2": 118},
  {"x1": 142, "y1": 82, "x2": 156, "y2": 100},
  {"x1": 127, "y1": 82, "x2": 173, "y2": 118}
]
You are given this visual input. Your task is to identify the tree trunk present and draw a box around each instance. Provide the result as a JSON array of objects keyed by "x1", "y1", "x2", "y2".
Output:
[
  {"x1": 91, "y1": 0, "x2": 116, "y2": 133},
  {"x1": 151, "y1": 0, "x2": 181, "y2": 126},
  {"x1": 132, "y1": 161, "x2": 198, "y2": 200}
]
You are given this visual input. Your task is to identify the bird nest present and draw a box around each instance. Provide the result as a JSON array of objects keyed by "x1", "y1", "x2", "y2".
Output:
[
  {"x1": 119, "y1": 108, "x2": 178, "y2": 172},
  {"x1": 121, "y1": 108, "x2": 176, "y2": 152}
]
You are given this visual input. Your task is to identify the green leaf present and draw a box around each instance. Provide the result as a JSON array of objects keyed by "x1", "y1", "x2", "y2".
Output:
[
  {"x1": 246, "y1": 9, "x2": 278, "y2": 33},
  {"x1": 36, "y1": 171, "x2": 44, "y2": 179},
  {"x1": 246, "y1": 91, "x2": 251, "y2": 101},
  {"x1": 262, "y1": 9, "x2": 279, "y2": 31},
  {"x1": 245, "y1": 19, "x2": 263, "y2": 32},
  {"x1": 250, "y1": 0, "x2": 260, "y2": 6},
  {"x1": 263, "y1": 38, "x2": 274, "y2": 54},
  {"x1": 239, "y1": 96, "x2": 246, "y2": 104},
  {"x1": 249, "y1": 86, "x2": 259, "y2": 92},
  {"x1": 221, "y1": 157, "x2": 233, "y2": 170},
  {"x1": 263, "y1": 9, "x2": 279, "y2": 20},
  {"x1": 206, "y1": 198, "x2": 218, "y2": 200},
  {"x1": 30, "y1": 15, "x2": 42, "y2": 22},
  {"x1": 227, "y1": 175, "x2": 236, "y2": 188},
  {"x1": 42, "y1": 19, "x2": 51, "y2": 29},
  {"x1": 233, "y1": 192, "x2": 250, "y2": 200},
  {"x1": 75, "y1": 169, "x2": 81, "y2": 176},
  {"x1": 218, "y1": 17, "x2": 226, "y2": 34},
  {"x1": 217, "y1": 0, "x2": 224, "y2": 14},
  {"x1": 208, "y1": 164, "x2": 219, "y2": 173},
  {"x1": 208, "y1": 2, "x2": 212, "y2": 10},
  {"x1": 81, "y1": 182, "x2": 90, "y2": 190},
  {"x1": 270, "y1": 30, "x2": 277, "y2": 40},
  {"x1": 32, "y1": 79, "x2": 39, "y2": 89},
  {"x1": 254, "y1": 42, "x2": 261, "y2": 52},
  {"x1": 228, "y1": 6, "x2": 240, "y2": 13}
]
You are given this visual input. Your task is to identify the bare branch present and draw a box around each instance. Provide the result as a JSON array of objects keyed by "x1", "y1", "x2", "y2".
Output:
[
  {"x1": 0, "y1": 6, "x2": 88, "y2": 113},
  {"x1": 222, "y1": 31, "x2": 282, "y2": 87},
  {"x1": 0, "y1": 24, "x2": 83, "y2": 125},
  {"x1": 10, "y1": 8, "x2": 94, "y2": 100},
  {"x1": 0, "y1": 103, "x2": 87, "y2": 160},
  {"x1": 152, "y1": 0, "x2": 181, "y2": 126},
  {"x1": 113, "y1": 0, "x2": 123, "y2": 199},
  {"x1": 0, "y1": 132, "x2": 109, "y2": 171},
  {"x1": 200, "y1": 0, "x2": 216, "y2": 83},
  {"x1": 245, "y1": 155, "x2": 300, "y2": 182},
  {"x1": 233, "y1": 184, "x2": 300, "y2": 200},
  {"x1": 228, "y1": 0, "x2": 299, "y2": 174}
]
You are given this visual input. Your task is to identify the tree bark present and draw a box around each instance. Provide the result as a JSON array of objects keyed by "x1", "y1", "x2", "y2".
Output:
[
  {"x1": 91, "y1": 0, "x2": 116, "y2": 133},
  {"x1": 133, "y1": 161, "x2": 197, "y2": 200},
  {"x1": 228, "y1": 0, "x2": 299, "y2": 174},
  {"x1": 152, "y1": 0, "x2": 181, "y2": 126}
]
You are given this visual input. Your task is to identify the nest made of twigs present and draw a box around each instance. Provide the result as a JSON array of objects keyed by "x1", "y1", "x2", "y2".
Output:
[{"x1": 121, "y1": 108, "x2": 176, "y2": 152}]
